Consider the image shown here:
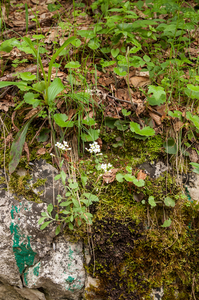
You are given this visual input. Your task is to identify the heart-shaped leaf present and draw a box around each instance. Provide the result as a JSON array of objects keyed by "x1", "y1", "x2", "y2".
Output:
[{"x1": 130, "y1": 122, "x2": 155, "y2": 137}]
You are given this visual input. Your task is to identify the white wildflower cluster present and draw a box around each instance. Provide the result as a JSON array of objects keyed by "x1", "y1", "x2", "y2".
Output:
[
  {"x1": 55, "y1": 141, "x2": 71, "y2": 151},
  {"x1": 86, "y1": 141, "x2": 101, "y2": 154},
  {"x1": 101, "y1": 163, "x2": 112, "y2": 173}
]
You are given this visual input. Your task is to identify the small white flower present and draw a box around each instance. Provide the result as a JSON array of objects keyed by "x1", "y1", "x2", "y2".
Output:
[
  {"x1": 100, "y1": 163, "x2": 112, "y2": 173},
  {"x1": 86, "y1": 141, "x2": 101, "y2": 154}
]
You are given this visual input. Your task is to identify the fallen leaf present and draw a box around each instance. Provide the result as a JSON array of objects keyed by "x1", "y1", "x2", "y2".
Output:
[
  {"x1": 137, "y1": 170, "x2": 147, "y2": 181},
  {"x1": 103, "y1": 168, "x2": 119, "y2": 184},
  {"x1": 36, "y1": 148, "x2": 46, "y2": 155},
  {"x1": 173, "y1": 121, "x2": 184, "y2": 132},
  {"x1": 149, "y1": 111, "x2": 162, "y2": 126},
  {"x1": 130, "y1": 76, "x2": 151, "y2": 88}
]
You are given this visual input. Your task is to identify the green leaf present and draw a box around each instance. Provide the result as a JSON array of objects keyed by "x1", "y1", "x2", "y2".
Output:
[
  {"x1": 54, "y1": 174, "x2": 61, "y2": 181},
  {"x1": 88, "y1": 38, "x2": 100, "y2": 50},
  {"x1": 116, "y1": 173, "x2": 124, "y2": 182},
  {"x1": 143, "y1": 55, "x2": 151, "y2": 62},
  {"x1": 190, "y1": 162, "x2": 199, "y2": 174},
  {"x1": 0, "y1": 81, "x2": 29, "y2": 91},
  {"x1": 113, "y1": 67, "x2": 127, "y2": 76},
  {"x1": 9, "y1": 114, "x2": 37, "y2": 174},
  {"x1": 65, "y1": 192, "x2": 71, "y2": 197},
  {"x1": 47, "y1": 77, "x2": 65, "y2": 104},
  {"x1": 38, "y1": 217, "x2": 46, "y2": 224},
  {"x1": 20, "y1": 72, "x2": 36, "y2": 81},
  {"x1": 68, "y1": 222, "x2": 74, "y2": 230},
  {"x1": 163, "y1": 138, "x2": 177, "y2": 154},
  {"x1": 47, "y1": 36, "x2": 76, "y2": 85},
  {"x1": 24, "y1": 92, "x2": 41, "y2": 108},
  {"x1": 83, "y1": 193, "x2": 99, "y2": 202},
  {"x1": 114, "y1": 120, "x2": 129, "y2": 131},
  {"x1": 161, "y1": 218, "x2": 172, "y2": 228},
  {"x1": 65, "y1": 61, "x2": 81, "y2": 68},
  {"x1": 48, "y1": 3, "x2": 61, "y2": 11},
  {"x1": 40, "y1": 221, "x2": 53, "y2": 230},
  {"x1": 124, "y1": 174, "x2": 135, "y2": 182},
  {"x1": 168, "y1": 110, "x2": 182, "y2": 120},
  {"x1": 41, "y1": 212, "x2": 48, "y2": 217},
  {"x1": 130, "y1": 122, "x2": 155, "y2": 137},
  {"x1": 32, "y1": 81, "x2": 46, "y2": 92},
  {"x1": 147, "y1": 85, "x2": 166, "y2": 106},
  {"x1": 82, "y1": 117, "x2": 96, "y2": 126},
  {"x1": 126, "y1": 166, "x2": 132, "y2": 173},
  {"x1": 111, "y1": 48, "x2": 120, "y2": 58},
  {"x1": 54, "y1": 114, "x2": 67, "y2": 127},
  {"x1": 71, "y1": 38, "x2": 81, "y2": 48},
  {"x1": 148, "y1": 196, "x2": 156, "y2": 207},
  {"x1": 81, "y1": 129, "x2": 99, "y2": 142},
  {"x1": 37, "y1": 128, "x2": 50, "y2": 142},
  {"x1": 60, "y1": 170, "x2": 67, "y2": 185},
  {"x1": 77, "y1": 30, "x2": 96, "y2": 39},
  {"x1": 122, "y1": 109, "x2": 131, "y2": 116},
  {"x1": 69, "y1": 182, "x2": 78, "y2": 189},
  {"x1": 186, "y1": 112, "x2": 199, "y2": 129},
  {"x1": 81, "y1": 176, "x2": 88, "y2": 187},
  {"x1": 133, "y1": 178, "x2": 145, "y2": 187},
  {"x1": 164, "y1": 196, "x2": 175, "y2": 207},
  {"x1": 60, "y1": 200, "x2": 72, "y2": 206},
  {"x1": 47, "y1": 203, "x2": 54, "y2": 215},
  {"x1": 55, "y1": 225, "x2": 61, "y2": 235}
]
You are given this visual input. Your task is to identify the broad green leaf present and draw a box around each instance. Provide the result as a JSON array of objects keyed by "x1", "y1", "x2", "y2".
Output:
[
  {"x1": 168, "y1": 110, "x2": 182, "y2": 120},
  {"x1": 38, "y1": 217, "x2": 46, "y2": 224},
  {"x1": 88, "y1": 38, "x2": 100, "y2": 50},
  {"x1": 81, "y1": 176, "x2": 88, "y2": 187},
  {"x1": 65, "y1": 192, "x2": 71, "y2": 197},
  {"x1": 32, "y1": 34, "x2": 45, "y2": 39},
  {"x1": 41, "y1": 212, "x2": 48, "y2": 217},
  {"x1": 37, "y1": 129, "x2": 50, "y2": 142},
  {"x1": 111, "y1": 48, "x2": 120, "y2": 58},
  {"x1": 186, "y1": 112, "x2": 199, "y2": 129},
  {"x1": 101, "y1": 60, "x2": 116, "y2": 68},
  {"x1": 83, "y1": 193, "x2": 99, "y2": 202},
  {"x1": 65, "y1": 61, "x2": 81, "y2": 68},
  {"x1": 116, "y1": 173, "x2": 124, "y2": 182},
  {"x1": 71, "y1": 38, "x2": 81, "y2": 48},
  {"x1": 82, "y1": 117, "x2": 96, "y2": 126},
  {"x1": 0, "y1": 81, "x2": 29, "y2": 91},
  {"x1": 130, "y1": 122, "x2": 155, "y2": 137},
  {"x1": 161, "y1": 218, "x2": 172, "y2": 228},
  {"x1": 113, "y1": 67, "x2": 127, "y2": 76},
  {"x1": 40, "y1": 220, "x2": 53, "y2": 230},
  {"x1": 47, "y1": 78, "x2": 64, "y2": 104},
  {"x1": 122, "y1": 109, "x2": 131, "y2": 116},
  {"x1": 19, "y1": 72, "x2": 36, "y2": 81},
  {"x1": 9, "y1": 114, "x2": 37, "y2": 174},
  {"x1": 60, "y1": 170, "x2": 67, "y2": 185},
  {"x1": 69, "y1": 182, "x2": 78, "y2": 189},
  {"x1": 69, "y1": 222, "x2": 74, "y2": 230},
  {"x1": 47, "y1": 203, "x2": 54, "y2": 215},
  {"x1": 163, "y1": 138, "x2": 177, "y2": 154},
  {"x1": 190, "y1": 162, "x2": 199, "y2": 174},
  {"x1": 72, "y1": 198, "x2": 79, "y2": 207},
  {"x1": 24, "y1": 92, "x2": 41, "y2": 108},
  {"x1": 77, "y1": 30, "x2": 96, "y2": 38},
  {"x1": 133, "y1": 178, "x2": 145, "y2": 187},
  {"x1": 124, "y1": 174, "x2": 135, "y2": 182},
  {"x1": 32, "y1": 81, "x2": 46, "y2": 92},
  {"x1": 55, "y1": 225, "x2": 61, "y2": 235},
  {"x1": 126, "y1": 166, "x2": 132, "y2": 173},
  {"x1": 54, "y1": 174, "x2": 61, "y2": 181},
  {"x1": 129, "y1": 56, "x2": 145, "y2": 68},
  {"x1": 81, "y1": 129, "x2": 99, "y2": 142},
  {"x1": 148, "y1": 196, "x2": 156, "y2": 207},
  {"x1": 164, "y1": 196, "x2": 175, "y2": 207},
  {"x1": 147, "y1": 85, "x2": 166, "y2": 106},
  {"x1": 114, "y1": 120, "x2": 129, "y2": 131},
  {"x1": 54, "y1": 114, "x2": 74, "y2": 128},
  {"x1": 143, "y1": 55, "x2": 151, "y2": 62}
]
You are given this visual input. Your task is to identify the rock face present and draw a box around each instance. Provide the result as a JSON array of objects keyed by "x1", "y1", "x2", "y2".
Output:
[{"x1": 0, "y1": 161, "x2": 85, "y2": 300}]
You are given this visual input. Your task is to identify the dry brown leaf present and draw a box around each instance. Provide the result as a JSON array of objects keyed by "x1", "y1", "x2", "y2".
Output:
[
  {"x1": 24, "y1": 142, "x2": 30, "y2": 163},
  {"x1": 36, "y1": 148, "x2": 46, "y2": 155},
  {"x1": 130, "y1": 76, "x2": 151, "y2": 88},
  {"x1": 189, "y1": 149, "x2": 199, "y2": 163},
  {"x1": 149, "y1": 111, "x2": 162, "y2": 126},
  {"x1": 137, "y1": 170, "x2": 147, "y2": 181},
  {"x1": 134, "y1": 98, "x2": 145, "y2": 116},
  {"x1": 173, "y1": 121, "x2": 184, "y2": 132},
  {"x1": 103, "y1": 168, "x2": 119, "y2": 184},
  {"x1": 24, "y1": 108, "x2": 40, "y2": 120}
]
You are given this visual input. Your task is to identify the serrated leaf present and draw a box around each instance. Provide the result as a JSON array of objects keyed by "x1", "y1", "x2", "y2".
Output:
[
  {"x1": 161, "y1": 218, "x2": 172, "y2": 228},
  {"x1": 40, "y1": 220, "x2": 52, "y2": 230}
]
